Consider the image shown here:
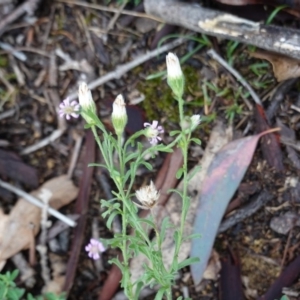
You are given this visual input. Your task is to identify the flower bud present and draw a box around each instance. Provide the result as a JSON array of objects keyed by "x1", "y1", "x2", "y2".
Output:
[
  {"x1": 180, "y1": 115, "x2": 201, "y2": 132},
  {"x1": 78, "y1": 82, "x2": 97, "y2": 124},
  {"x1": 166, "y1": 52, "x2": 184, "y2": 99},
  {"x1": 190, "y1": 114, "x2": 201, "y2": 131},
  {"x1": 112, "y1": 94, "x2": 127, "y2": 136}
]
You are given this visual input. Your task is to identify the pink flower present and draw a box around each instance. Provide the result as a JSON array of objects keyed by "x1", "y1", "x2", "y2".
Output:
[
  {"x1": 85, "y1": 238, "x2": 105, "y2": 260},
  {"x1": 58, "y1": 97, "x2": 80, "y2": 120},
  {"x1": 144, "y1": 120, "x2": 164, "y2": 145}
]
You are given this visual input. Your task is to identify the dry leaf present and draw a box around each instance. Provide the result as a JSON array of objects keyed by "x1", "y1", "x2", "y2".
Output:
[
  {"x1": 0, "y1": 175, "x2": 78, "y2": 261},
  {"x1": 250, "y1": 50, "x2": 300, "y2": 82},
  {"x1": 203, "y1": 250, "x2": 221, "y2": 280}
]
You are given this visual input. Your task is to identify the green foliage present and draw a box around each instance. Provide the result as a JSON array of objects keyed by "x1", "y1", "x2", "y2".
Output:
[
  {"x1": 79, "y1": 52, "x2": 203, "y2": 299},
  {"x1": 0, "y1": 270, "x2": 65, "y2": 300},
  {"x1": 105, "y1": 0, "x2": 141, "y2": 6},
  {"x1": 266, "y1": 5, "x2": 288, "y2": 25}
]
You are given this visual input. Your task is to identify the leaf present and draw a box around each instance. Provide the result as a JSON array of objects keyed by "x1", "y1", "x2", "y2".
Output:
[
  {"x1": 190, "y1": 129, "x2": 277, "y2": 285},
  {"x1": 250, "y1": 50, "x2": 300, "y2": 82},
  {"x1": 0, "y1": 175, "x2": 78, "y2": 261},
  {"x1": 254, "y1": 104, "x2": 284, "y2": 171}
]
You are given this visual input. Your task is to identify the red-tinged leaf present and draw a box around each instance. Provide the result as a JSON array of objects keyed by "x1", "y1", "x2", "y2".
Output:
[
  {"x1": 190, "y1": 129, "x2": 278, "y2": 285},
  {"x1": 0, "y1": 149, "x2": 38, "y2": 188},
  {"x1": 254, "y1": 104, "x2": 284, "y2": 171}
]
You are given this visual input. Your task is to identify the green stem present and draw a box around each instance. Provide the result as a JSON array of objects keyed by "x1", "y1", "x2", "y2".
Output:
[{"x1": 91, "y1": 126, "x2": 110, "y2": 170}]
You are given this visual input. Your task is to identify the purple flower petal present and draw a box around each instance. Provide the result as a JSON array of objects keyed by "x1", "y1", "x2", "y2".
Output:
[
  {"x1": 85, "y1": 238, "x2": 105, "y2": 260},
  {"x1": 151, "y1": 120, "x2": 158, "y2": 128}
]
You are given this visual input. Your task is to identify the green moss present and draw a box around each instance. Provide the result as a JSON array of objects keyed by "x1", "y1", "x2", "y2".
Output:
[{"x1": 138, "y1": 65, "x2": 204, "y2": 127}]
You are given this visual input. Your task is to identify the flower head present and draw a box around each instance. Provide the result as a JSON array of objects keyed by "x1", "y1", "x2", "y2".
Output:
[
  {"x1": 85, "y1": 238, "x2": 105, "y2": 260},
  {"x1": 144, "y1": 120, "x2": 164, "y2": 145},
  {"x1": 135, "y1": 181, "x2": 160, "y2": 209},
  {"x1": 166, "y1": 52, "x2": 184, "y2": 98},
  {"x1": 166, "y1": 52, "x2": 183, "y2": 79},
  {"x1": 191, "y1": 114, "x2": 201, "y2": 131},
  {"x1": 58, "y1": 98, "x2": 80, "y2": 120},
  {"x1": 78, "y1": 82, "x2": 97, "y2": 124},
  {"x1": 112, "y1": 94, "x2": 127, "y2": 136}
]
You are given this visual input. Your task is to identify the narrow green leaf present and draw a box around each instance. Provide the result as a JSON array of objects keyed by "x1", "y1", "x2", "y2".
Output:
[
  {"x1": 178, "y1": 257, "x2": 200, "y2": 270},
  {"x1": 154, "y1": 288, "x2": 165, "y2": 300},
  {"x1": 176, "y1": 167, "x2": 183, "y2": 179},
  {"x1": 106, "y1": 211, "x2": 119, "y2": 230}
]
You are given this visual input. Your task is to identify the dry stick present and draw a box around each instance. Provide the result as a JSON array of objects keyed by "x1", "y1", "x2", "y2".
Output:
[
  {"x1": 218, "y1": 190, "x2": 273, "y2": 233},
  {"x1": 106, "y1": 1, "x2": 126, "y2": 32},
  {"x1": 207, "y1": 49, "x2": 262, "y2": 106},
  {"x1": 67, "y1": 131, "x2": 83, "y2": 179},
  {"x1": 20, "y1": 128, "x2": 66, "y2": 155},
  {"x1": 0, "y1": 0, "x2": 41, "y2": 36},
  {"x1": 57, "y1": 0, "x2": 163, "y2": 22},
  {"x1": 67, "y1": 37, "x2": 186, "y2": 100},
  {"x1": 0, "y1": 179, "x2": 76, "y2": 227},
  {"x1": 36, "y1": 189, "x2": 52, "y2": 286},
  {"x1": 144, "y1": 0, "x2": 300, "y2": 60}
]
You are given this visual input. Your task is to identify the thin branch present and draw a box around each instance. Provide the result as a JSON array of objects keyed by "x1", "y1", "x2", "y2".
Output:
[
  {"x1": 66, "y1": 37, "x2": 186, "y2": 100},
  {"x1": 0, "y1": 0, "x2": 41, "y2": 36},
  {"x1": 145, "y1": 0, "x2": 300, "y2": 60},
  {"x1": 20, "y1": 128, "x2": 66, "y2": 155},
  {"x1": 57, "y1": 0, "x2": 163, "y2": 22},
  {"x1": 207, "y1": 49, "x2": 262, "y2": 106},
  {"x1": 0, "y1": 179, "x2": 76, "y2": 227}
]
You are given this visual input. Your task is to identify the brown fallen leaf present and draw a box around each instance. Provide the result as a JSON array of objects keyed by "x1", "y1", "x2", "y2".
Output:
[
  {"x1": 250, "y1": 50, "x2": 300, "y2": 82},
  {"x1": 0, "y1": 175, "x2": 78, "y2": 261}
]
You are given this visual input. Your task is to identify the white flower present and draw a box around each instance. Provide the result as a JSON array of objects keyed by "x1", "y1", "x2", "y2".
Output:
[
  {"x1": 78, "y1": 82, "x2": 97, "y2": 124},
  {"x1": 166, "y1": 52, "x2": 183, "y2": 80},
  {"x1": 112, "y1": 94, "x2": 126, "y2": 119},
  {"x1": 135, "y1": 181, "x2": 160, "y2": 209},
  {"x1": 166, "y1": 53, "x2": 184, "y2": 99},
  {"x1": 78, "y1": 82, "x2": 95, "y2": 112},
  {"x1": 191, "y1": 114, "x2": 201, "y2": 130},
  {"x1": 112, "y1": 94, "x2": 127, "y2": 136}
]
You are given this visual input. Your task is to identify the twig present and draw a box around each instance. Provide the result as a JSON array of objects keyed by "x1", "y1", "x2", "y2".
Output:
[
  {"x1": 218, "y1": 190, "x2": 273, "y2": 233},
  {"x1": 67, "y1": 37, "x2": 186, "y2": 100},
  {"x1": 0, "y1": 179, "x2": 76, "y2": 227},
  {"x1": 106, "y1": 1, "x2": 126, "y2": 32},
  {"x1": 36, "y1": 189, "x2": 52, "y2": 285},
  {"x1": 207, "y1": 49, "x2": 262, "y2": 106},
  {"x1": 0, "y1": 0, "x2": 41, "y2": 36},
  {"x1": 281, "y1": 225, "x2": 294, "y2": 271},
  {"x1": 145, "y1": 0, "x2": 300, "y2": 60},
  {"x1": 67, "y1": 131, "x2": 83, "y2": 179},
  {"x1": 11, "y1": 253, "x2": 35, "y2": 288},
  {"x1": 20, "y1": 128, "x2": 66, "y2": 155},
  {"x1": 57, "y1": 0, "x2": 163, "y2": 22}
]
